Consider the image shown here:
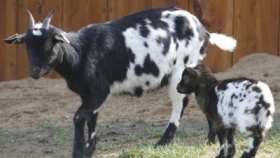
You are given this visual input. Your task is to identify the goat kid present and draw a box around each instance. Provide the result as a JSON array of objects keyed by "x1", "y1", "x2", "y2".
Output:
[
  {"x1": 5, "y1": 7, "x2": 236, "y2": 158},
  {"x1": 177, "y1": 64, "x2": 275, "y2": 158}
]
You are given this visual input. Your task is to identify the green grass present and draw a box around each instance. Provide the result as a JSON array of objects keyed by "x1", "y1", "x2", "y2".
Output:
[
  {"x1": 0, "y1": 131, "x2": 12, "y2": 146},
  {"x1": 39, "y1": 122, "x2": 69, "y2": 146},
  {"x1": 119, "y1": 114, "x2": 280, "y2": 158}
]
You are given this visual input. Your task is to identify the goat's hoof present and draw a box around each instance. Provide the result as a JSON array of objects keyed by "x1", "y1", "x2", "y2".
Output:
[
  {"x1": 84, "y1": 138, "x2": 98, "y2": 157},
  {"x1": 207, "y1": 139, "x2": 216, "y2": 145},
  {"x1": 155, "y1": 139, "x2": 168, "y2": 147}
]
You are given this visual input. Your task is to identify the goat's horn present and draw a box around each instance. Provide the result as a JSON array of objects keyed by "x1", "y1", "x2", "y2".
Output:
[
  {"x1": 42, "y1": 9, "x2": 56, "y2": 29},
  {"x1": 27, "y1": 10, "x2": 35, "y2": 29}
]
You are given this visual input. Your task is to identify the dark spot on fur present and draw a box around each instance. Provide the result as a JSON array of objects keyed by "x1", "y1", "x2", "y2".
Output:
[
  {"x1": 139, "y1": 25, "x2": 150, "y2": 37},
  {"x1": 176, "y1": 42, "x2": 179, "y2": 51},
  {"x1": 231, "y1": 94, "x2": 238, "y2": 99},
  {"x1": 165, "y1": 13, "x2": 170, "y2": 18},
  {"x1": 245, "y1": 108, "x2": 250, "y2": 114},
  {"x1": 252, "y1": 105, "x2": 261, "y2": 115},
  {"x1": 134, "y1": 54, "x2": 159, "y2": 77},
  {"x1": 144, "y1": 42, "x2": 149, "y2": 48},
  {"x1": 229, "y1": 101, "x2": 233, "y2": 108},
  {"x1": 127, "y1": 48, "x2": 135, "y2": 63},
  {"x1": 156, "y1": 36, "x2": 171, "y2": 55},
  {"x1": 145, "y1": 81, "x2": 150, "y2": 86},
  {"x1": 184, "y1": 56, "x2": 189, "y2": 64},
  {"x1": 134, "y1": 87, "x2": 143, "y2": 97},
  {"x1": 229, "y1": 112, "x2": 233, "y2": 117},
  {"x1": 252, "y1": 86, "x2": 261, "y2": 93},
  {"x1": 257, "y1": 95, "x2": 270, "y2": 109},
  {"x1": 160, "y1": 74, "x2": 171, "y2": 87},
  {"x1": 199, "y1": 37, "x2": 208, "y2": 54},
  {"x1": 174, "y1": 16, "x2": 194, "y2": 40},
  {"x1": 266, "y1": 111, "x2": 271, "y2": 117},
  {"x1": 173, "y1": 59, "x2": 177, "y2": 65}
]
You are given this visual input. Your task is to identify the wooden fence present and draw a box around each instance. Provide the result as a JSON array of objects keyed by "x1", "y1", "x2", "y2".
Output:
[{"x1": 0, "y1": 0, "x2": 279, "y2": 81}]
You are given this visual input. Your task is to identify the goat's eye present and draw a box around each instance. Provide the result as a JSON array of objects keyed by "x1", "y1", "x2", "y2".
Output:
[{"x1": 183, "y1": 76, "x2": 188, "y2": 82}]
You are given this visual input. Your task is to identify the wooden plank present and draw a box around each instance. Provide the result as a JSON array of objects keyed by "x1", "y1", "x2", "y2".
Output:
[
  {"x1": 17, "y1": 0, "x2": 63, "y2": 79},
  {"x1": 189, "y1": 0, "x2": 234, "y2": 72},
  {"x1": 0, "y1": 0, "x2": 18, "y2": 81},
  {"x1": 63, "y1": 0, "x2": 108, "y2": 31},
  {"x1": 233, "y1": 0, "x2": 280, "y2": 64},
  {"x1": 152, "y1": 0, "x2": 188, "y2": 10},
  {"x1": 107, "y1": 0, "x2": 153, "y2": 21}
]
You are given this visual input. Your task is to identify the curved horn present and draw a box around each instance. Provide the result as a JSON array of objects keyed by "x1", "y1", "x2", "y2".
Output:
[
  {"x1": 27, "y1": 10, "x2": 35, "y2": 29},
  {"x1": 42, "y1": 9, "x2": 56, "y2": 29}
]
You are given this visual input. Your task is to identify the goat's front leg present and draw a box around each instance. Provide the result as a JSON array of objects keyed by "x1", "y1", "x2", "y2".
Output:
[
  {"x1": 206, "y1": 118, "x2": 216, "y2": 144},
  {"x1": 155, "y1": 91, "x2": 188, "y2": 146},
  {"x1": 72, "y1": 105, "x2": 87, "y2": 158}
]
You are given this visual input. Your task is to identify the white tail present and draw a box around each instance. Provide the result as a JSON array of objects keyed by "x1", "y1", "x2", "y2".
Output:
[{"x1": 209, "y1": 33, "x2": 237, "y2": 52}]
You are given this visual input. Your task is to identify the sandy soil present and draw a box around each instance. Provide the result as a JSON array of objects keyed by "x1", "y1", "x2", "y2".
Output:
[{"x1": 0, "y1": 53, "x2": 279, "y2": 157}]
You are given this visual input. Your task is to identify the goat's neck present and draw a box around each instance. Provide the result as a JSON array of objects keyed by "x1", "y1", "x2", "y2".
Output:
[
  {"x1": 54, "y1": 33, "x2": 82, "y2": 79},
  {"x1": 194, "y1": 76, "x2": 218, "y2": 112}
]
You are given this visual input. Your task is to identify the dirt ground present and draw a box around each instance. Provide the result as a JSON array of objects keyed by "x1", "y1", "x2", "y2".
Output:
[{"x1": 0, "y1": 53, "x2": 279, "y2": 158}]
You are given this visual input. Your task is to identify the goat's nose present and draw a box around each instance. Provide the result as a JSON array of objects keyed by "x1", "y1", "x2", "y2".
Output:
[{"x1": 30, "y1": 66, "x2": 42, "y2": 79}]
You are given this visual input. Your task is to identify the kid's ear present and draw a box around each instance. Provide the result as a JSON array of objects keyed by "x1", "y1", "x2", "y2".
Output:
[
  {"x1": 54, "y1": 32, "x2": 70, "y2": 43},
  {"x1": 186, "y1": 67, "x2": 199, "y2": 77},
  {"x1": 4, "y1": 33, "x2": 26, "y2": 44}
]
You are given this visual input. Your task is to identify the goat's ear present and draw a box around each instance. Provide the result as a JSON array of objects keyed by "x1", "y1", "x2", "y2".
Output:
[
  {"x1": 4, "y1": 33, "x2": 26, "y2": 44},
  {"x1": 54, "y1": 32, "x2": 70, "y2": 44},
  {"x1": 186, "y1": 67, "x2": 199, "y2": 77}
]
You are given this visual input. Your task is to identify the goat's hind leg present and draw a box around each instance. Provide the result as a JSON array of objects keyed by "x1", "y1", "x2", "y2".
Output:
[
  {"x1": 84, "y1": 112, "x2": 98, "y2": 157},
  {"x1": 241, "y1": 136, "x2": 263, "y2": 158},
  {"x1": 216, "y1": 128, "x2": 227, "y2": 158},
  {"x1": 226, "y1": 128, "x2": 236, "y2": 158}
]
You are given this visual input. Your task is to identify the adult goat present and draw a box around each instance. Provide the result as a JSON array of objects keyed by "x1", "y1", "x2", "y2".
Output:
[{"x1": 4, "y1": 7, "x2": 236, "y2": 158}]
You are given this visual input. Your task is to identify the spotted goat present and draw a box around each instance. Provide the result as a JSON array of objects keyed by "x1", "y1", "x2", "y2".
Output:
[
  {"x1": 177, "y1": 64, "x2": 275, "y2": 158},
  {"x1": 5, "y1": 7, "x2": 236, "y2": 158}
]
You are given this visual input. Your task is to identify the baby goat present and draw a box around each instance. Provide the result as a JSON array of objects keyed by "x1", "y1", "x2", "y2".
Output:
[{"x1": 177, "y1": 64, "x2": 275, "y2": 158}]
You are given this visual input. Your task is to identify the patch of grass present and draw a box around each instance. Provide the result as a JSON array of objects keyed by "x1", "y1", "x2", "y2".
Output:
[
  {"x1": 0, "y1": 131, "x2": 12, "y2": 145},
  {"x1": 109, "y1": 118, "x2": 121, "y2": 124},
  {"x1": 119, "y1": 142, "x2": 210, "y2": 158},
  {"x1": 128, "y1": 133, "x2": 141, "y2": 141},
  {"x1": 119, "y1": 114, "x2": 280, "y2": 158},
  {"x1": 145, "y1": 125, "x2": 163, "y2": 139},
  {"x1": 176, "y1": 127, "x2": 205, "y2": 138},
  {"x1": 101, "y1": 143, "x2": 115, "y2": 151},
  {"x1": 40, "y1": 122, "x2": 69, "y2": 145}
]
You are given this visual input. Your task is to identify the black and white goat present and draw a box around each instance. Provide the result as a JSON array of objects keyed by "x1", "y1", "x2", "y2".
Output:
[
  {"x1": 4, "y1": 7, "x2": 236, "y2": 158},
  {"x1": 177, "y1": 64, "x2": 275, "y2": 158}
]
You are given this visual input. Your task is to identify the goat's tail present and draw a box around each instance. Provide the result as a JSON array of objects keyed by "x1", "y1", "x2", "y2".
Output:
[{"x1": 208, "y1": 33, "x2": 237, "y2": 52}]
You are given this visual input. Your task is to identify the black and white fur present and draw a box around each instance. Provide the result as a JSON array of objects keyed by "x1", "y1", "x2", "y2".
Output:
[
  {"x1": 4, "y1": 7, "x2": 236, "y2": 158},
  {"x1": 177, "y1": 64, "x2": 275, "y2": 158}
]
